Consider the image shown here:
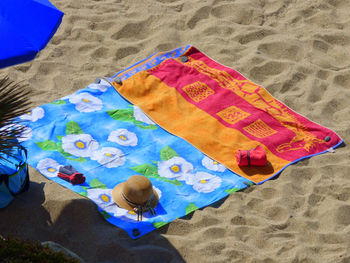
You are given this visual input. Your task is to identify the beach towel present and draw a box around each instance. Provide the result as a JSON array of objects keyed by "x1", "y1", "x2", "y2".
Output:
[
  {"x1": 112, "y1": 46, "x2": 343, "y2": 184},
  {"x1": 19, "y1": 46, "x2": 342, "y2": 238}
]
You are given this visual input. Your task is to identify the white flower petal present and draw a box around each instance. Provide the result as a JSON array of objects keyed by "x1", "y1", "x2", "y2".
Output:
[
  {"x1": 202, "y1": 156, "x2": 226, "y2": 172},
  {"x1": 153, "y1": 186, "x2": 162, "y2": 199},
  {"x1": 36, "y1": 158, "x2": 61, "y2": 178},
  {"x1": 88, "y1": 82, "x2": 110, "y2": 92},
  {"x1": 62, "y1": 134, "x2": 99, "y2": 157},
  {"x1": 19, "y1": 107, "x2": 45, "y2": 122},
  {"x1": 158, "y1": 156, "x2": 193, "y2": 181},
  {"x1": 0, "y1": 124, "x2": 32, "y2": 142},
  {"x1": 91, "y1": 147, "x2": 125, "y2": 168},
  {"x1": 192, "y1": 172, "x2": 222, "y2": 193},
  {"x1": 133, "y1": 106, "x2": 155, "y2": 125},
  {"x1": 69, "y1": 92, "x2": 102, "y2": 112},
  {"x1": 108, "y1": 129, "x2": 138, "y2": 147},
  {"x1": 87, "y1": 189, "x2": 114, "y2": 208}
]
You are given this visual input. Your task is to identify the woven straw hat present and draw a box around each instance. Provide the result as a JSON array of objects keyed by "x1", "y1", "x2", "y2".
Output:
[{"x1": 112, "y1": 175, "x2": 159, "y2": 221}]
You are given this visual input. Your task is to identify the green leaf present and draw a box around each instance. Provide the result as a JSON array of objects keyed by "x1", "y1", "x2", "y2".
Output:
[
  {"x1": 56, "y1": 135, "x2": 63, "y2": 141},
  {"x1": 160, "y1": 146, "x2": 179, "y2": 161},
  {"x1": 36, "y1": 140, "x2": 58, "y2": 151},
  {"x1": 89, "y1": 178, "x2": 107, "y2": 189},
  {"x1": 58, "y1": 150, "x2": 72, "y2": 157},
  {"x1": 225, "y1": 188, "x2": 242, "y2": 194},
  {"x1": 81, "y1": 186, "x2": 88, "y2": 191},
  {"x1": 130, "y1": 164, "x2": 182, "y2": 186},
  {"x1": 100, "y1": 210, "x2": 111, "y2": 219},
  {"x1": 243, "y1": 181, "x2": 254, "y2": 186},
  {"x1": 51, "y1": 100, "x2": 66, "y2": 105},
  {"x1": 134, "y1": 123, "x2": 158, "y2": 130},
  {"x1": 130, "y1": 164, "x2": 158, "y2": 177},
  {"x1": 158, "y1": 177, "x2": 182, "y2": 186},
  {"x1": 78, "y1": 191, "x2": 87, "y2": 197},
  {"x1": 56, "y1": 146, "x2": 85, "y2": 161},
  {"x1": 107, "y1": 109, "x2": 134, "y2": 122},
  {"x1": 65, "y1": 121, "x2": 84, "y2": 135},
  {"x1": 65, "y1": 156, "x2": 87, "y2": 162},
  {"x1": 152, "y1": 221, "x2": 168, "y2": 229},
  {"x1": 185, "y1": 203, "x2": 198, "y2": 215}
]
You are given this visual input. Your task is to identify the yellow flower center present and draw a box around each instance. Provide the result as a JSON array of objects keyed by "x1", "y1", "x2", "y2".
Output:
[
  {"x1": 75, "y1": 141, "x2": 85, "y2": 149},
  {"x1": 170, "y1": 165, "x2": 180, "y2": 173},
  {"x1": 119, "y1": 135, "x2": 127, "y2": 141},
  {"x1": 27, "y1": 111, "x2": 32, "y2": 115},
  {"x1": 100, "y1": 194, "x2": 110, "y2": 202},
  {"x1": 200, "y1": 179, "x2": 208, "y2": 184},
  {"x1": 105, "y1": 153, "x2": 114, "y2": 157},
  {"x1": 82, "y1": 98, "x2": 90, "y2": 103},
  {"x1": 213, "y1": 161, "x2": 218, "y2": 165},
  {"x1": 128, "y1": 210, "x2": 136, "y2": 215},
  {"x1": 47, "y1": 168, "x2": 56, "y2": 173}
]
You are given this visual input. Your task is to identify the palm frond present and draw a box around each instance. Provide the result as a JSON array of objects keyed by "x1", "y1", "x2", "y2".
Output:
[{"x1": 0, "y1": 76, "x2": 31, "y2": 160}]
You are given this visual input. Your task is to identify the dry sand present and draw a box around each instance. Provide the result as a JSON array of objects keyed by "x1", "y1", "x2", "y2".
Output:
[{"x1": 1, "y1": 0, "x2": 350, "y2": 262}]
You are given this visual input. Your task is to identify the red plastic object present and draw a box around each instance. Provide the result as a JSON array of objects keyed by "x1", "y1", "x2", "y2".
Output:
[
  {"x1": 57, "y1": 172, "x2": 86, "y2": 185},
  {"x1": 236, "y1": 145, "x2": 267, "y2": 166}
]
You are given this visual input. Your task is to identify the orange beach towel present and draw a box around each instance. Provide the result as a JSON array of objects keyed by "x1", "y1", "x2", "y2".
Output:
[{"x1": 112, "y1": 46, "x2": 342, "y2": 184}]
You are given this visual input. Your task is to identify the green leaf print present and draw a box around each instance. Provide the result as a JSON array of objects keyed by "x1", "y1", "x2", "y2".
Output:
[
  {"x1": 158, "y1": 177, "x2": 182, "y2": 186},
  {"x1": 134, "y1": 123, "x2": 157, "y2": 130},
  {"x1": 225, "y1": 188, "x2": 242, "y2": 194},
  {"x1": 36, "y1": 140, "x2": 58, "y2": 151},
  {"x1": 99, "y1": 210, "x2": 111, "y2": 219},
  {"x1": 107, "y1": 109, "x2": 134, "y2": 122},
  {"x1": 185, "y1": 203, "x2": 199, "y2": 215},
  {"x1": 107, "y1": 108, "x2": 157, "y2": 129},
  {"x1": 78, "y1": 191, "x2": 87, "y2": 197},
  {"x1": 243, "y1": 181, "x2": 254, "y2": 186},
  {"x1": 152, "y1": 222, "x2": 168, "y2": 229},
  {"x1": 65, "y1": 121, "x2": 84, "y2": 135},
  {"x1": 56, "y1": 135, "x2": 64, "y2": 141},
  {"x1": 131, "y1": 163, "x2": 158, "y2": 177},
  {"x1": 160, "y1": 146, "x2": 179, "y2": 161},
  {"x1": 57, "y1": 144, "x2": 87, "y2": 162},
  {"x1": 130, "y1": 164, "x2": 182, "y2": 186},
  {"x1": 51, "y1": 100, "x2": 66, "y2": 105},
  {"x1": 89, "y1": 178, "x2": 107, "y2": 189},
  {"x1": 65, "y1": 156, "x2": 87, "y2": 162}
]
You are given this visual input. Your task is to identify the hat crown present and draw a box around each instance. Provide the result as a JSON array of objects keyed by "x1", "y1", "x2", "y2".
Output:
[{"x1": 122, "y1": 175, "x2": 153, "y2": 205}]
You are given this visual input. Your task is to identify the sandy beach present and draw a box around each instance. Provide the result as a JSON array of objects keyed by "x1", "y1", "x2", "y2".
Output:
[{"x1": 1, "y1": 0, "x2": 349, "y2": 262}]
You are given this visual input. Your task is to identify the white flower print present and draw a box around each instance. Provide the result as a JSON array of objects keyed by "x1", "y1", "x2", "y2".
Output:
[
  {"x1": 152, "y1": 186, "x2": 162, "y2": 199},
  {"x1": 202, "y1": 156, "x2": 226, "y2": 172},
  {"x1": 69, "y1": 92, "x2": 102, "y2": 112},
  {"x1": 133, "y1": 105, "x2": 155, "y2": 125},
  {"x1": 158, "y1": 156, "x2": 193, "y2": 182},
  {"x1": 87, "y1": 188, "x2": 115, "y2": 210},
  {"x1": 91, "y1": 147, "x2": 125, "y2": 168},
  {"x1": 87, "y1": 187, "x2": 161, "y2": 221},
  {"x1": 19, "y1": 107, "x2": 44, "y2": 122},
  {"x1": 17, "y1": 125, "x2": 32, "y2": 142},
  {"x1": 61, "y1": 134, "x2": 98, "y2": 157},
  {"x1": 36, "y1": 158, "x2": 62, "y2": 178},
  {"x1": 0, "y1": 124, "x2": 32, "y2": 142},
  {"x1": 192, "y1": 172, "x2": 222, "y2": 193},
  {"x1": 88, "y1": 80, "x2": 110, "y2": 92},
  {"x1": 108, "y1": 129, "x2": 138, "y2": 147}
]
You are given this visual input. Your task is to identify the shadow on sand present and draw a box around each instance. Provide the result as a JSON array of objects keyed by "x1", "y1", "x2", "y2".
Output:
[{"x1": 0, "y1": 170, "x2": 186, "y2": 263}]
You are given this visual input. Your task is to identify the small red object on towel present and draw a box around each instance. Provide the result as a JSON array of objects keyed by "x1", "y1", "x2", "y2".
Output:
[
  {"x1": 236, "y1": 145, "x2": 267, "y2": 166},
  {"x1": 58, "y1": 172, "x2": 86, "y2": 185},
  {"x1": 58, "y1": 165, "x2": 86, "y2": 185}
]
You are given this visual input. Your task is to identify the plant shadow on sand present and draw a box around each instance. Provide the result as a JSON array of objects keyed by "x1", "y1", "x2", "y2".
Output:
[{"x1": 0, "y1": 168, "x2": 186, "y2": 263}]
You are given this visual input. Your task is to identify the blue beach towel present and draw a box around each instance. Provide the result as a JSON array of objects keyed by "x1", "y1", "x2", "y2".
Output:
[{"x1": 19, "y1": 47, "x2": 252, "y2": 238}]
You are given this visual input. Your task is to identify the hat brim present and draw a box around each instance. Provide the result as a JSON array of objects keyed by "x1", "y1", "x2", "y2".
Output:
[{"x1": 112, "y1": 182, "x2": 159, "y2": 211}]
